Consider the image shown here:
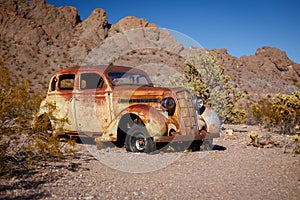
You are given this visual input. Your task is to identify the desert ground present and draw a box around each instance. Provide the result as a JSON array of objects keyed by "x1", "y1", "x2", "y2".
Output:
[{"x1": 1, "y1": 124, "x2": 299, "y2": 200}]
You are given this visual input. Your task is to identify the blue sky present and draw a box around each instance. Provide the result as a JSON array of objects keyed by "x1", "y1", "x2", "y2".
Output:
[{"x1": 46, "y1": 0, "x2": 300, "y2": 63}]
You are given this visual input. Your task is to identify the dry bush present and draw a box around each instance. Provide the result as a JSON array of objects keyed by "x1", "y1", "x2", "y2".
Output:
[
  {"x1": 249, "y1": 92, "x2": 300, "y2": 134},
  {"x1": 0, "y1": 60, "x2": 75, "y2": 176},
  {"x1": 289, "y1": 134, "x2": 300, "y2": 154},
  {"x1": 247, "y1": 131, "x2": 300, "y2": 154}
]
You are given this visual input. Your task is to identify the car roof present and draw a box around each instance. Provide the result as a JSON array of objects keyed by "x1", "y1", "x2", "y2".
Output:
[{"x1": 55, "y1": 65, "x2": 146, "y2": 75}]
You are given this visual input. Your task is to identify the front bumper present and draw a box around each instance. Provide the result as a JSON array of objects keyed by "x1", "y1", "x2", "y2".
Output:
[{"x1": 153, "y1": 131, "x2": 219, "y2": 143}]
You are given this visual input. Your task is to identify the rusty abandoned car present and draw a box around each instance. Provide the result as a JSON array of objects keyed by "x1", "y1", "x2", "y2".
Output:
[{"x1": 35, "y1": 65, "x2": 220, "y2": 153}]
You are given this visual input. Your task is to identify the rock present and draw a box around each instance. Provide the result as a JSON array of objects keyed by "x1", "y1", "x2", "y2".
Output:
[
  {"x1": 108, "y1": 16, "x2": 157, "y2": 36},
  {"x1": 293, "y1": 63, "x2": 300, "y2": 77},
  {"x1": 179, "y1": 46, "x2": 207, "y2": 58},
  {"x1": 225, "y1": 129, "x2": 234, "y2": 136},
  {"x1": 84, "y1": 26, "x2": 184, "y2": 65},
  {"x1": 58, "y1": 6, "x2": 81, "y2": 27},
  {"x1": 0, "y1": 0, "x2": 81, "y2": 44},
  {"x1": 27, "y1": 0, "x2": 80, "y2": 42},
  {"x1": 255, "y1": 46, "x2": 293, "y2": 71},
  {"x1": 75, "y1": 8, "x2": 109, "y2": 49},
  {"x1": 69, "y1": 8, "x2": 109, "y2": 61}
]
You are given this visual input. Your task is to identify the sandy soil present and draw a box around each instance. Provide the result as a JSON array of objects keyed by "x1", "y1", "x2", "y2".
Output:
[{"x1": 1, "y1": 125, "x2": 300, "y2": 200}]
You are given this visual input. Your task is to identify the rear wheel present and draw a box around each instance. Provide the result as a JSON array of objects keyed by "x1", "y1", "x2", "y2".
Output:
[
  {"x1": 190, "y1": 140, "x2": 202, "y2": 151},
  {"x1": 125, "y1": 125, "x2": 155, "y2": 153}
]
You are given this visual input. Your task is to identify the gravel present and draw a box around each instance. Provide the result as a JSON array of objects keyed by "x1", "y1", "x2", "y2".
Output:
[{"x1": 1, "y1": 125, "x2": 300, "y2": 199}]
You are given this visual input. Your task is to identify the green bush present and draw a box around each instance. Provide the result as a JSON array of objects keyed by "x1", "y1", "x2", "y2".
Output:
[
  {"x1": 249, "y1": 92, "x2": 300, "y2": 134},
  {"x1": 170, "y1": 52, "x2": 246, "y2": 123}
]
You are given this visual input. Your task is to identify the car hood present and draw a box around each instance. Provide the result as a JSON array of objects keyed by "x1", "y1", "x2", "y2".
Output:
[{"x1": 111, "y1": 85, "x2": 171, "y2": 98}]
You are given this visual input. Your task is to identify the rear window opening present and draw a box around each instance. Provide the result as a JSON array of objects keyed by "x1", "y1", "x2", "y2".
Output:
[{"x1": 59, "y1": 74, "x2": 75, "y2": 90}]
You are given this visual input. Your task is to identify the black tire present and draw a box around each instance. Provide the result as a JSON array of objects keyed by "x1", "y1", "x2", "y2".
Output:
[
  {"x1": 125, "y1": 125, "x2": 155, "y2": 153},
  {"x1": 190, "y1": 140, "x2": 202, "y2": 151}
]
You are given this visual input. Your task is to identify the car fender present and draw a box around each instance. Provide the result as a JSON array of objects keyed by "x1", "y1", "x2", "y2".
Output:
[
  {"x1": 200, "y1": 106, "x2": 221, "y2": 134},
  {"x1": 105, "y1": 104, "x2": 167, "y2": 138}
]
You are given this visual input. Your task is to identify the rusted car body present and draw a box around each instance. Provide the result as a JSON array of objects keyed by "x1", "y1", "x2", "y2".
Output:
[{"x1": 36, "y1": 65, "x2": 220, "y2": 152}]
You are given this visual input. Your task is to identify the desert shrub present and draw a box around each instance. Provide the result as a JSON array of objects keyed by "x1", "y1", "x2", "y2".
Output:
[
  {"x1": 169, "y1": 52, "x2": 246, "y2": 123},
  {"x1": 290, "y1": 134, "x2": 300, "y2": 154},
  {"x1": 247, "y1": 99, "x2": 272, "y2": 125},
  {"x1": 0, "y1": 60, "x2": 75, "y2": 176},
  {"x1": 249, "y1": 92, "x2": 300, "y2": 134},
  {"x1": 0, "y1": 60, "x2": 12, "y2": 89},
  {"x1": 247, "y1": 131, "x2": 259, "y2": 145}
]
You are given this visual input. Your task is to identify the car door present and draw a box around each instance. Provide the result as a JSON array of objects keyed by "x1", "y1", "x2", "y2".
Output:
[
  {"x1": 46, "y1": 73, "x2": 77, "y2": 133},
  {"x1": 73, "y1": 72, "x2": 112, "y2": 134}
]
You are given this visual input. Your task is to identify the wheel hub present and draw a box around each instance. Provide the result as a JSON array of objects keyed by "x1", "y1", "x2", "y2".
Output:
[{"x1": 135, "y1": 137, "x2": 146, "y2": 151}]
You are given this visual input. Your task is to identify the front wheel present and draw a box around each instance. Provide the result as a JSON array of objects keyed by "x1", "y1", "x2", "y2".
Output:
[{"x1": 125, "y1": 125, "x2": 155, "y2": 153}]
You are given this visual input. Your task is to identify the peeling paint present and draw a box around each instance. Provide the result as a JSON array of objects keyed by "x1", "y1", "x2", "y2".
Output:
[{"x1": 37, "y1": 65, "x2": 220, "y2": 145}]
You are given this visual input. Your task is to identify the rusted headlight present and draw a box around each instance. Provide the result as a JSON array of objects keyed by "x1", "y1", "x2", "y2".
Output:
[
  {"x1": 193, "y1": 96, "x2": 204, "y2": 109},
  {"x1": 161, "y1": 97, "x2": 176, "y2": 115},
  {"x1": 193, "y1": 96, "x2": 205, "y2": 114}
]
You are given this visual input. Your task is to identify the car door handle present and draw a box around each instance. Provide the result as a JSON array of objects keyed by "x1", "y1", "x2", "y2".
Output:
[{"x1": 70, "y1": 97, "x2": 79, "y2": 101}]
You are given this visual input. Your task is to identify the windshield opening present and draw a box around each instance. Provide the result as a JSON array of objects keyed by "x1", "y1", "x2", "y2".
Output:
[{"x1": 108, "y1": 72, "x2": 152, "y2": 86}]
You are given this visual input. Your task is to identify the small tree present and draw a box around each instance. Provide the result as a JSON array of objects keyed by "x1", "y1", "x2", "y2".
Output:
[{"x1": 170, "y1": 52, "x2": 245, "y2": 123}]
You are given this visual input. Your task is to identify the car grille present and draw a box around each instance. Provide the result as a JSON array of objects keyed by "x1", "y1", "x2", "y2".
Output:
[
  {"x1": 118, "y1": 98, "x2": 160, "y2": 103},
  {"x1": 176, "y1": 90, "x2": 198, "y2": 135}
]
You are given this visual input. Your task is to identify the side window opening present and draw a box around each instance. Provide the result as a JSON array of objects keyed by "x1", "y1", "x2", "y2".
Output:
[
  {"x1": 59, "y1": 74, "x2": 75, "y2": 90},
  {"x1": 80, "y1": 73, "x2": 104, "y2": 90},
  {"x1": 50, "y1": 77, "x2": 57, "y2": 91}
]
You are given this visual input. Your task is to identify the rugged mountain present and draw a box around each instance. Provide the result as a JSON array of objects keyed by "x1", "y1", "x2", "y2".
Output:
[
  {"x1": 209, "y1": 47, "x2": 300, "y2": 99},
  {"x1": 0, "y1": 0, "x2": 299, "y2": 100}
]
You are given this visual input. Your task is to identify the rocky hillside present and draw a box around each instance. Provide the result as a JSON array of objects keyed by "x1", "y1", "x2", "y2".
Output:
[
  {"x1": 0, "y1": 0, "x2": 108, "y2": 90},
  {"x1": 1, "y1": 0, "x2": 299, "y2": 100}
]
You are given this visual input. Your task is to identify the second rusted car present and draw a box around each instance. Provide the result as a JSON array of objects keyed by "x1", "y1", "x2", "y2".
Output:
[{"x1": 35, "y1": 65, "x2": 220, "y2": 153}]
